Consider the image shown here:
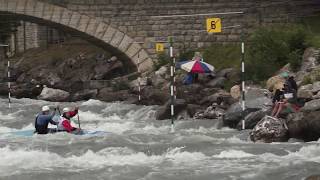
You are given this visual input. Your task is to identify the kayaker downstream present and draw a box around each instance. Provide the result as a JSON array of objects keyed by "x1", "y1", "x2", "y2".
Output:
[
  {"x1": 57, "y1": 107, "x2": 80, "y2": 133},
  {"x1": 35, "y1": 106, "x2": 80, "y2": 134},
  {"x1": 34, "y1": 106, "x2": 58, "y2": 134}
]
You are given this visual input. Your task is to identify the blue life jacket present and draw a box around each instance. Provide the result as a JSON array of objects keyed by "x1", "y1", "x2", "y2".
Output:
[{"x1": 35, "y1": 112, "x2": 57, "y2": 134}]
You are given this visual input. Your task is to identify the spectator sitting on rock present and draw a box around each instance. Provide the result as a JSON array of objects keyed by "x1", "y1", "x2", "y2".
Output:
[
  {"x1": 271, "y1": 83, "x2": 300, "y2": 118},
  {"x1": 281, "y1": 72, "x2": 298, "y2": 92},
  {"x1": 287, "y1": 75, "x2": 298, "y2": 92}
]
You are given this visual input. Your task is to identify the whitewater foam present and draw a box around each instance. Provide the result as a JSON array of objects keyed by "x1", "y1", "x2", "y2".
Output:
[
  {"x1": 213, "y1": 150, "x2": 256, "y2": 159},
  {"x1": 0, "y1": 111, "x2": 17, "y2": 121},
  {"x1": 0, "y1": 146, "x2": 210, "y2": 176},
  {"x1": 0, "y1": 124, "x2": 34, "y2": 134},
  {"x1": 81, "y1": 99, "x2": 105, "y2": 106}
]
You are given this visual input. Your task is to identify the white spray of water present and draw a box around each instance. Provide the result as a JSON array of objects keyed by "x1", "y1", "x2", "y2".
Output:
[
  {"x1": 213, "y1": 150, "x2": 256, "y2": 159},
  {"x1": 0, "y1": 146, "x2": 208, "y2": 176}
]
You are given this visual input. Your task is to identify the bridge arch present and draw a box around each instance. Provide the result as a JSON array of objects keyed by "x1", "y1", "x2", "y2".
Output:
[{"x1": 0, "y1": 0, "x2": 153, "y2": 73}]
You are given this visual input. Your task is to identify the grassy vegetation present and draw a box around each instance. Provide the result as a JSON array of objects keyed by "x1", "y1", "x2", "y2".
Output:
[
  {"x1": 153, "y1": 52, "x2": 170, "y2": 71},
  {"x1": 302, "y1": 69, "x2": 320, "y2": 85},
  {"x1": 246, "y1": 24, "x2": 308, "y2": 82},
  {"x1": 175, "y1": 14, "x2": 320, "y2": 85},
  {"x1": 302, "y1": 14, "x2": 320, "y2": 48},
  {"x1": 179, "y1": 44, "x2": 241, "y2": 71}
]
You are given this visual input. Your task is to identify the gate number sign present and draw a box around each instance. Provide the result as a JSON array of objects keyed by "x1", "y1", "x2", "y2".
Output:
[
  {"x1": 206, "y1": 18, "x2": 222, "y2": 33},
  {"x1": 156, "y1": 43, "x2": 164, "y2": 52}
]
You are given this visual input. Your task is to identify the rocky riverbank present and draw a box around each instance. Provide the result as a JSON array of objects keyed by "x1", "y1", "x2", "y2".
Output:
[{"x1": 1, "y1": 40, "x2": 320, "y2": 143}]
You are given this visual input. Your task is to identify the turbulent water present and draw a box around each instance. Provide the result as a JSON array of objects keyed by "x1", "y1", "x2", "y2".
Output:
[{"x1": 0, "y1": 98, "x2": 319, "y2": 180}]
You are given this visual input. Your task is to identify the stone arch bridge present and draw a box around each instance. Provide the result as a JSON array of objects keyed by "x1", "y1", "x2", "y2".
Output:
[{"x1": 0, "y1": 0, "x2": 319, "y2": 72}]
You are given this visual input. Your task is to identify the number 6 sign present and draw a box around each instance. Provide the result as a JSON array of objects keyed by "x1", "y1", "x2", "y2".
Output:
[{"x1": 206, "y1": 18, "x2": 222, "y2": 33}]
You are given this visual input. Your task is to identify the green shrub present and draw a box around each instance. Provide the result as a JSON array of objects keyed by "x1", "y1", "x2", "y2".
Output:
[
  {"x1": 201, "y1": 44, "x2": 240, "y2": 70},
  {"x1": 302, "y1": 14, "x2": 320, "y2": 48},
  {"x1": 288, "y1": 50, "x2": 303, "y2": 72},
  {"x1": 302, "y1": 69, "x2": 320, "y2": 85},
  {"x1": 302, "y1": 75, "x2": 312, "y2": 85},
  {"x1": 153, "y1": 52, "x2": 170, "y2": 71},
  {"x1": 178, "y1": 49, "x2": 195, "y2": 61},
  {"x1": 246, "y1": 24, "x2": 307, "y2": 82}
]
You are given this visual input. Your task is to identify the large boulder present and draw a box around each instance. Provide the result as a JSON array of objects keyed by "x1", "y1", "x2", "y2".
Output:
[
  {"x1": 187, "y1": 104, "x2": 204, "y2": 117},
  {"x1": 177, "y1": 84, "x2": 216, "y2": 105},
  {"x1": 286, "y1": 111, "x2": 320, "y2": 141},
  {"x1": 150, "y1": 66, "x2": 169, "y2": 87},
  {"x1": 156, "y1": 99, "x2": 187, "y2": 120},
  {"x1": 70, "y1": 89, "x2": 98, "y2": 101},
  {"x1": 223, "y1": 97, "x2": 272, "y2": 128},
  {"x1": 301, "y1": 99, "x2": 320, "y2": 112},
  {"x1": 312, "y1": 81, "x2": 320, "y2": 93},
  {"x1": 57, "y1": 58, "x2": 95, "y2": 83},
  {"x1": 94, "y1": 61, "x2": 124, "y2": 80},
  {"x1": 11, "y1": 83, "x2": 43, "y2": 98},
  {"x1": 236, "y1": 107, "x2": 272, "y2": 130},
  {"x1": 245, "y1": 87, "x2": 270, "y2": 100},
  {"x1": 266, "y1": 75, "x2": 285, "y2": 92},
  {"x1": 155, "y1": 66, "x2": 168, "y2": 78},
  {"x1": 203, "y1": 104, "x2": 225, "y2": 119},
  {"x1": 151, "y1": 75, "x2": 167, "y2": 87},
  {"x1": 207, "y1": 77, "x2": 226, "y2": 88},
  {"x1": 305, "y1": 175, "x2": 320, "y2": 180},
  {"x1": 199, "y1": 90, "x2": 233, "y2": 107},
  {"x1": 140, "y1": 87, "x2": 169, "y2": 105},
  {"x1": 97, "y1": 89, "x2": 134, "y2": 102},
  {"x1": 313, "y1": 91, "x2": 320, "y2": 99},
  {"x1": 297, "y1": 84, "x2": 313, "y2": 99},
  {"x1": 230, "y1": 86, "x2": 270, "y2": 101},
  {"x1": 129, "y1": 77, "x2": 148, "y2": 88},
  {"x1": 216, "y1": 68, "x2": 235, "y2": 78},
  {"x1": 230, "y1": 85, "x2": 240, "y2": 99},
  {"x1": 300, "y1": 47, "x2": 319, "y2": 72},
  {"x1": 17, "y1": 68, "x2": 61, "y2": 86},
  {"x1": 38, "y1": 87, "x2": 70, "y2": 102},
  {"x1": 0, "y1": 82, "x2": 8, "y2": 96},
  {"x1": 250, "y1": 116, "x2": 289, "y2": 143}
]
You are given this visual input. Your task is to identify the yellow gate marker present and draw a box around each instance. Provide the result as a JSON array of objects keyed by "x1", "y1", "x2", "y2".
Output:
[
  {"x1": 156, "y1": 43, "x2": 164, "y2": 52},
  {"x1": 206, "y1": 18, "x2": 222, "y2": 33}
]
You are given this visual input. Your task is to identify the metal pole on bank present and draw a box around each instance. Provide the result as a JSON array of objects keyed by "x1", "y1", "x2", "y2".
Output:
[
  {"x1": 0, "y1": 44, "x2": 10, "y2": 108},
  {"x1": 137, "y1": 52, "x2": 141, "y2": 102},
  {"x1": 173, "y1": 57, "x2": 177, "y2": 100},
  {"x1": 169, "y1": 37, "x2": 175, "y2": 132},
  {"x1": 132, "y1": 42, "x2": 144, "y2": 103},
  {"x1": 241, "y1": 33, "x2": 246, "y2": 130}
]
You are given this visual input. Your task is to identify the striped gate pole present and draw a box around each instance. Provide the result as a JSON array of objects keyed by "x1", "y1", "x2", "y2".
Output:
[
  {"x1": 132, "y1": 42, "x2": 144, "y2": 102},
  {"x1": 173, "y1": 57, "x2": 177, "y2": 100},
  {"x1": 137, "y1": 52, "x2": 141, "y2": 102},
  {"x1": 8, "y1": 58, "x2": 11, "y2": 109},
  {"x1": 241, "y1": 36, "x2": 246, "y2": 130},
  {"x1": 169, "y1": 37, "x2": 175, "y2": 132}
]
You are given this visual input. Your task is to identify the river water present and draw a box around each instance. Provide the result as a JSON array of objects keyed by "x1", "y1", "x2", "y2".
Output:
[{"x1": 0, "y1": 97, "x2": 319, "y2": 180}]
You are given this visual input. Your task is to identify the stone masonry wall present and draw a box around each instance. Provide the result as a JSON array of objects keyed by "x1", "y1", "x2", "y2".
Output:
[
  {"x1": 15, "y1": 22, "x2": 64, "y2": 53},
  {"x1": 36, "y1": 0, "x2": 320, "y2": 58}
]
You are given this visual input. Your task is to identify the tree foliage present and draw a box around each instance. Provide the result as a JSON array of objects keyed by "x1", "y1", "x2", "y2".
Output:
[{"x1": 246, "y1": 25, "x2": 307, "y2": 82}]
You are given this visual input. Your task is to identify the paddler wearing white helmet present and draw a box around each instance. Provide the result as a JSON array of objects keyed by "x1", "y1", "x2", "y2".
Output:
[
  {"x1": 57, "y1": 106, "x2": 79, "y2": 133},
  {"x1": 34, "y1": 105, "x2": 58, "y2": 134}
]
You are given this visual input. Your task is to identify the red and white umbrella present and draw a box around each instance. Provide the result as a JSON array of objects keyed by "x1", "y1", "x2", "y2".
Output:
[{"x1": 180, "y1": 58, "x2": 214, "y2": 73}]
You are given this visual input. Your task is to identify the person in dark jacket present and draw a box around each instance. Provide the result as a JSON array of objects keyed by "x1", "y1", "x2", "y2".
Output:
[
  {"x1": 34, "y1": 106, "x2": 57, "y2": 134},
  {"x1": 271, "y1": 83, "x2": 300, "y2": 118},
  {"x1": 287, "y1": 76, "x2": 298, "y2": 92}
]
